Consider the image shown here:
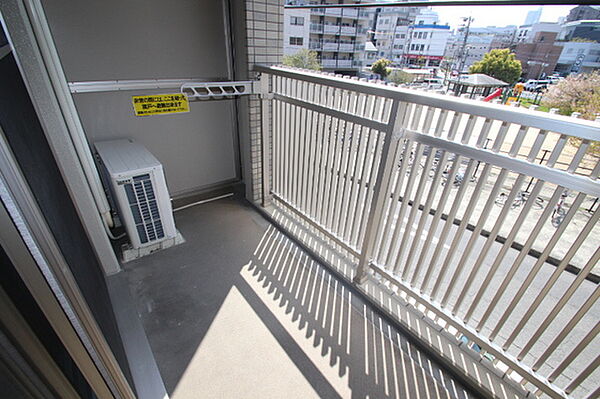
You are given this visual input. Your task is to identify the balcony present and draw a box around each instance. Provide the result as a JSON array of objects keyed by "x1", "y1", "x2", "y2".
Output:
[
  {"x1": 338, "y1": 43, "x2": 354, "y2": 52},
  {"x1": 308, "y1": 40, "x2": 322, "y2": 50},
  {"x1": 323, "y1": 24, "x2": 340, "y2": 35},
  {"x1": 10, "y1": 1, "x2": 597, "y2": 398},
  {"x1": 253, "y1": 65, "x2": 600, "y2": 399},
  {"x1": 324, "y1": 8, "x2": 342, "y2": 17},
  {"x1": 320, "y1": 59, "x2": 337, "y2": 68},
  {"x1": 340, "y1": 26, "x2": 357, "y2": 36},
  {"x1": 341, "y1": 8, "x2": 359, "y2": 19},
  {"x1": 336, "y1": 59, "x2": 353, "y2": 68},
  {"x1": 322, "y1": 41, "x2": 338, "y2": 51},
  {"x1": 310, "y1": 23, "x2": 324, "y2": 33}
]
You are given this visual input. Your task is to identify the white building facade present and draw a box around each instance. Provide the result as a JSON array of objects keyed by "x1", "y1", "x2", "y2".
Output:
[
  {"x1": 374, "y1": 8, "x2": 449, "y2": 68},
  {"x1": 555, "y1": 41, "x2": 600, "y2": 74},
  {"x1": 283, "y1": 8, "x2": 311, "y2": 56},
  {"x1": 283, "y1": 1, "x2": 368, "y2": 74}
]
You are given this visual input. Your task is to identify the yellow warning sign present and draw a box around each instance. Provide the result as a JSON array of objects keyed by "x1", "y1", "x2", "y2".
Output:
[{"x1": 132, "y1": 93, "x2": 189, "y2": 116}]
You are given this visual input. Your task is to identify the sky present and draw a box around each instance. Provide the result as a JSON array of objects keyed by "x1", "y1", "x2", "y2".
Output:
[{"x1": 431, "y1": 5, "x2": 574, "y2": 29}]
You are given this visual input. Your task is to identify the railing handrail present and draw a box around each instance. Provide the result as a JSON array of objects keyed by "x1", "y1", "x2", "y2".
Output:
[{"x1": 254, "y1": 65, "x2": 600, "y2": 141}]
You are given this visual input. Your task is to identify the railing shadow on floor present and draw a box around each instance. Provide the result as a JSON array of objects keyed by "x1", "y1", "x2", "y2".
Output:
[{"x1": 238, "y1": 223, "x2": 474, "y2": 399}]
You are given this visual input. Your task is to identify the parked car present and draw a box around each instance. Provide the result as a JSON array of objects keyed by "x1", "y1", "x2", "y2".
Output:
[{"x1": 524, "y1": 79, "x2": 551, "y2": 92}]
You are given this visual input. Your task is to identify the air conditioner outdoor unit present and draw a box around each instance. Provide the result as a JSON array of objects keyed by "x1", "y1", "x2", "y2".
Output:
[{"x1": 95, "y1": 139, "x2": 181, "y2": 260}]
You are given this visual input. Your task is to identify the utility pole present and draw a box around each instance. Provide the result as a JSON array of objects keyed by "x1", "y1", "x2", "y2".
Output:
[{"x1": 457, "y1": 16, "x2": 473, "y2": 74}]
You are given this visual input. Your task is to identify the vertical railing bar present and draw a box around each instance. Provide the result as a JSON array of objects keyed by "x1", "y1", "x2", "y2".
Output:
[
  {"x1": 408, "y1": 110, "x2": 466, "y2": 293},
  {"x1": 406, "y1": 110, "x2": 454, "y2": 286},
  {"x1": 491, "y1": 163, "x2": 599, "y2": 342},
  {"x1": 303, "y1": 82, "x2": 315, "y2": 215},
  {"x1": 373, "y1": 135, "x2": 411, "y2": 263},
  {"x1": 346, "y1": 92, "x2": 377, "y2": 245},
  {"x1": 324, "y1": 90, "x2": 347, "y2": 229},
  {"x1": 584, "y1": 386, "x2": 600, "y2": 399},
  {"x1": 407, "y1": 112, "x2": 464, "y2": 285},
  {"x1": 397, "y1": 107, "x2": 437, "y2": 281},
  {"x1": 276, "y1": 76, "x2": 283, "y2": 196},
  {"x1": 371, "y1": 137, "x2": 405, "y2": 262},
  {"x1": 287, "y1": 79, "x2": 296, "y2": 203},
  {"x1": 300, "y1": 81, "x2": 315, "y2": 212},
  {"x1": 345, "y1": 125, "x2": 368, "y2": 244},
  {"x1": 539, "y1": 285, "x2": 600, "y2": 379},
  {"x1": 508, "y1": 207, "x2": 600, "y2": 355},
  {"x1": 438, "y1": 125, "x2": 529, "y2": 306},
  {"x1": 350, "y1": 127, "x2": 378, "y2": 248},
  {"x1": 529, "y1": 246, "x2": 600, "y2": 370},
  {"x1": 401, "y1": 115, "x2": 477, "y2": 281},
  {"x1": 271, "y1": 75, "x2": 278, "y2": 196},
  {"x1": 558, "y1": 333, "x2": 600, "y2": 392},
  {"x1": 320, "y1": 87, "x2": 340, "y2": 224},
  {"x1": 355, "y1": 97, "x2": 387, "y2": 246},
  {"x1": 307, "y1": 83, "x2": 324, "y2": 218},
  {"x1": 463, "y1": 129, "x2": 549, "y2": 322},
  {"x1": 452, "y1": 174, "x2": 526, "y2": 314},
  {"x1": 290, "y1": 79, "x2": 299, "y2": 205},
  {"x1": 316, "y1": 85, "x2": 335, "y2": 223},
  {"x1": 295, "y1": 81, "x2": 307, "y2": 211},
  {"x1": 420, "y1": 116, "x2": 494, "y2": 293},
  {"x1": 337, "y1": 98, "x2": 362, "y2": 238},
  {"x1": 332, "y1": 90, "x2": 358, "y2": 234},
  {"x1": 284, "y1": 78, "x2": 292, "y2": 200},
  {"x1": 481, "y1": 186, "x2": 564, "y2": 334},
  {"x1": 483, "y1": 133, "x2": 586, "y2": 336},
  {"x1": 354, "y1": 99, "x2": 403, "y2": 284},
  {"x1": 388, "y1": 105, "x2": 425, "y2": 275},
  {"x1": 295, "y1": 79, "x2": 307, "y2": 208},
  {"x1": 341, "y1": 92, "x2": 369, "y2": 241}
]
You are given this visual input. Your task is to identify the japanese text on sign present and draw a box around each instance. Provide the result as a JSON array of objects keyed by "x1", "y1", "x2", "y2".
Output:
[{"x1": 132, "y1": 94, "x2": 189, "y2": 116}]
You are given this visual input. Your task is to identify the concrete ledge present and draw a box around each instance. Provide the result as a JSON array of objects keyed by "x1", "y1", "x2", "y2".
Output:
[{"x1": 106, "y1": 272, "x2": 169, "y2": 399}]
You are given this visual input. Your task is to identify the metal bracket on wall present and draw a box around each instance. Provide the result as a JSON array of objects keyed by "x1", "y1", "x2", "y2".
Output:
[{"x1": 180, "y1": 81, "x2": 257, "y2": 99}]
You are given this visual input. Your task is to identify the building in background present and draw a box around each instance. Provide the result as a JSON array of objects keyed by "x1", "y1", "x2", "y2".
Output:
[
  {"x1": 524, "y1": 7, "x2": 542, "y2": 26},
  {"x1": 514, "y1": 31, "x2": 563, "y2": 79},
  {"x1": 566, "y1": 5, "x2": 600, "y2": 22},
  {"x1": 555, "y1": 41, "x2": 600, "y2": 75},
  {"x1": 558, "y1": 20, "x2": 600, "y2": 43},
  {"x1": 372, "y1": 6, "x2": 421, "y2": 65},
  {"x1": 283, "y1": 8, "x2": 311, "y2": 57},
  {"x1": 444, "y1": 26, "x2": 515, "y2": 72},
  {"x1": 363, "y1": 41, "x2": 378, "y2": 67},
  {"x1": 374, "y1": 8, "x2": 449, "y2": 68},
  {"x1": 283, "y1": 1, "x2": 368, "y2": 74},
  {"x1": 515, "y1": 22, "x2": 561, "y2": 43}
]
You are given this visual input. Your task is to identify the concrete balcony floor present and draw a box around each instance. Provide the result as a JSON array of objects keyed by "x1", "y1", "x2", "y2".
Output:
[{"x1": 123, "y1": 195, "x2": 476, "y2": 399}]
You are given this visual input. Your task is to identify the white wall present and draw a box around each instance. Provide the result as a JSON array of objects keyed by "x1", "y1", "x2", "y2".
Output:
[{"x1": 283, "y1": 9, "x2": 310, "y2": 56}]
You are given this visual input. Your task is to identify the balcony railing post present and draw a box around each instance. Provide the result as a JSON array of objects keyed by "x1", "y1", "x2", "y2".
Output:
[
  {"x1": 354, "y1": 99, "x2": 406, "y2": 284},
  {"x1": 259, "y1": 72, "x2": 273, "y2": 207}
]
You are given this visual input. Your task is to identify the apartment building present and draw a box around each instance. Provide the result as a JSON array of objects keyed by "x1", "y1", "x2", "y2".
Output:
[
  {"x1": 566, "y1": 5, "x2": 600, "y2": 22},
  {"x1": 515, "y1": 21, "x2": 561, "y2": 43},
  {"x1": 514, "y1": 31, "x2": 563, "y2": 79},
  {"x1": 283, "y1": 1, "x2": 368, "y2": 74},
  {"x1": 555, "y1": 41, "x2": 600, "y2": 74},
  {"x1": 374, "y1": 8, "x2": 449, "y2": 68},
  {"x1": 558, "y1": 19, "x2": 600, "y2": 43}
]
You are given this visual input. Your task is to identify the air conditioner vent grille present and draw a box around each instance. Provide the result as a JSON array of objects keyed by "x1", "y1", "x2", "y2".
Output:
[{"x1": 124, "y1": 174, "x2": 165, "y2": 244}]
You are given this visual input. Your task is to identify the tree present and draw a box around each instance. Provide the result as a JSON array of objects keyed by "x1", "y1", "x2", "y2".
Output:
[
  {"x1": 544, "y1": 71, "x2": 600, "y2": 119},
  {"x1": 283, "y1": 49, "x2": 321, "y2": 70},
  {"x1": 371, "y1": 58, "x2": 392, "y2": 79},
  {"x1": 543, "y1": 71, "x2": 600, "y2": 156},
  {"x1": 469, "y1": 49, "x2": 522, "y2": 84},
  {"x1": 388, "y1": 70, "x2": 414, "y2": 85}
]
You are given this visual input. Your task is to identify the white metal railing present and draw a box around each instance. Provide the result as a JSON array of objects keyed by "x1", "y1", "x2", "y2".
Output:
[
  {"x1": 336, "y1": 60, "x2": 353, "y2": 68},
  {"x1": 255, "y1": 65, "x2": 600, "y2": 399},
  {"x1": 324, "y1": 24, "x2": 340, "y2": 34}
]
